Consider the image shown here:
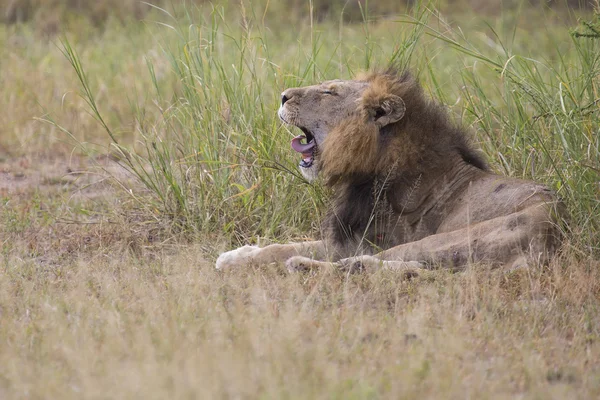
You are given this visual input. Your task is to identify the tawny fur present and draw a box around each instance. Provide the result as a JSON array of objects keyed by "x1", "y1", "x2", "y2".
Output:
[{"x1": 216, "y1": 69, "x2": 566, "y2": 273}]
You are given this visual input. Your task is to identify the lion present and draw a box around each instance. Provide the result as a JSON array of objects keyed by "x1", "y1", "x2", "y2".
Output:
[{"x1": 216, "y1": 69, "x2": 566, "y2": 273}]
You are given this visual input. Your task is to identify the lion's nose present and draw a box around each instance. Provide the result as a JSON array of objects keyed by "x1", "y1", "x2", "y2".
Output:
[{"x1": 281, "y1": 93, "x2": 290, "y2": 106}]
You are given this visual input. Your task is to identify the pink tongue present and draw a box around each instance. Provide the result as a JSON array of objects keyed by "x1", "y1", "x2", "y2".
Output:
[{"x1": 291, "y1": 135, "x2": 316, "y2": 156}]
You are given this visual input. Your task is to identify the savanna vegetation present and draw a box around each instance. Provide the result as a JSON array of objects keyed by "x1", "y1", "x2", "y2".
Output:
[{"x1": 1, "y1": 0, "x2": 599, "y2": 398}]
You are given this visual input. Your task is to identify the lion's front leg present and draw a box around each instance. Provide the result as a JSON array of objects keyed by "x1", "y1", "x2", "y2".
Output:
[
  {"x1": 216, "y1": 245, "x2": 261, "y2": 270},
  {"x1": 286, "y1": 254, "x2": 427, "y2": 275},
  {"x1": 216, "y1": 240, "x2": 328, "y2": 270},
  {"x1": 285, "y1": 256, "x2": 332, "y2": 272},
  {"x1": 338, "y1": 255, "x2": 427, "y2": 274}
]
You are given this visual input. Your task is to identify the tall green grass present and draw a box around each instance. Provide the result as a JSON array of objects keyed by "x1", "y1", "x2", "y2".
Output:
[
  {"x1": 411, "y1": 9, "x2": 600, "y2": 254},
  {"x1": 58, "y1": 2, "x2": 599, "y2": 256}
]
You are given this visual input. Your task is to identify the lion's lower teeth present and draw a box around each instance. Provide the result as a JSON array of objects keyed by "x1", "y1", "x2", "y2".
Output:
[{"x1": 300, "y1": 157, "x2": 313, "y2": 168}]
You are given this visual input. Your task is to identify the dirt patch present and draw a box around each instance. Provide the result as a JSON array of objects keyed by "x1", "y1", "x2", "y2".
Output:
[
  {"x1": 0, "y1": 152, "x2": 165, "y2": 264},
  {"x1": 0, "y1": 152, "x2": 136, "y2": 198}
]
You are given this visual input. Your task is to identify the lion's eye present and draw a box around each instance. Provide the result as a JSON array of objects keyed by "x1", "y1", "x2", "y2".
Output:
[{"x1": 321, "y1": 90, "x2": 334, "y2": 95}]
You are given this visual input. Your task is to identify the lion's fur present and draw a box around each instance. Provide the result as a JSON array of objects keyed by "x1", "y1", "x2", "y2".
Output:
[
  {"x1": 216, "y1": 69, "x2": 566, "y2": 272},
  {"x1": 319, "y1": 70, "x2": 494, "y2": 257},
  {"x1": 320, "y1": 71, "x2": 486, "y2": 184}
]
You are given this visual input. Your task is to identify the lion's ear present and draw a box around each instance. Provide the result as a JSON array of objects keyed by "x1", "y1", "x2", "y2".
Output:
[{"x1": 373, "y1": 95, "x2": 405, "y2": 128}]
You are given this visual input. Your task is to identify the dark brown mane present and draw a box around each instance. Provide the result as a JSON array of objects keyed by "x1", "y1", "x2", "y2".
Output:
[
  {"x1": 361, "y1": 69, "x2": 487, "y2": 175},
  {"x1": 322, "y1": 69, "x2": 487, "y2": 255}
]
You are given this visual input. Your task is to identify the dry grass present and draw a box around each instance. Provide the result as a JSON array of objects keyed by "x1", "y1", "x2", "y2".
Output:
[
  {"x1": 0, "y1": 18, "x2": 173, "y2": 158},
  {"x1": 1, "y1": 245, "x2": 599, "y2": 398}
]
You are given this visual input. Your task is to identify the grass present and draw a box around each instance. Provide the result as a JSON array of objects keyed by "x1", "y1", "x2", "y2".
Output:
[
  {"x1": 1, "y1": 248, "x2": 599, "y2": 398},
  {"x1": 54, "y1": 2, "x2": 600, "y2": 249},
  {"x1": 1, "y1": 0, "x2": 600, "y2": 398}
]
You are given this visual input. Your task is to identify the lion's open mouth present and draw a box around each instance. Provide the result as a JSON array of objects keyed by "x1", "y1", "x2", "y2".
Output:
[{"x1": 291, "y1": 128, "x2": 317, "y2": 168}]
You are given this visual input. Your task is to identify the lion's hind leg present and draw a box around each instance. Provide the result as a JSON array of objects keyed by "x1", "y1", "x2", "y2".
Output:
[{"x1": 377, "y1": 204, "x2": 562, "y2": 270}]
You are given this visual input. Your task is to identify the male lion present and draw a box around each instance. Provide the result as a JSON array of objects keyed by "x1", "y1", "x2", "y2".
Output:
[{"x1": 216, "y1": 70, "x2": 565, "y2": 273}]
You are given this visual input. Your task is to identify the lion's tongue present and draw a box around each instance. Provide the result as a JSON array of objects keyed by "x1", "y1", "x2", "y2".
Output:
[{"x1": 291, "y1": 135, "x2": 316, "y2": 158}]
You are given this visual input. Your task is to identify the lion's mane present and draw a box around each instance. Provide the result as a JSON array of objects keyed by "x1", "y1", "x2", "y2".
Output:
[{"x1": 320, "y1": 70, "x2": 488, "y2": 254}]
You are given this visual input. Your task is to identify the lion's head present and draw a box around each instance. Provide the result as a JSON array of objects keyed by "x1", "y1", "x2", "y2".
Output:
[{"x1": 279, "y1": 71, "x2": 415, "y2": 182}]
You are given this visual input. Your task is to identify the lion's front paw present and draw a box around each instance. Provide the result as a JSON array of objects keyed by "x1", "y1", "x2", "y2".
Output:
[
  {"x1": 338, "y1": 255, "x2": 380, "y2": 274},
  {"x1": 215, "y1": 245, "x2": 259, "y2": 270},
  {"x1": 285, "y1": 256, "x2": 315, "y2": 273},
  {"x1": 338, "y1": 259, "x2": 366, "y2": 274}
]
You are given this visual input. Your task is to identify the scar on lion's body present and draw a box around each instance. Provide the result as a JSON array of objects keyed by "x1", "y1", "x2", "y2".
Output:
[{"x1": 216, "y1": 69, "x2": 566, "y2": 274}]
